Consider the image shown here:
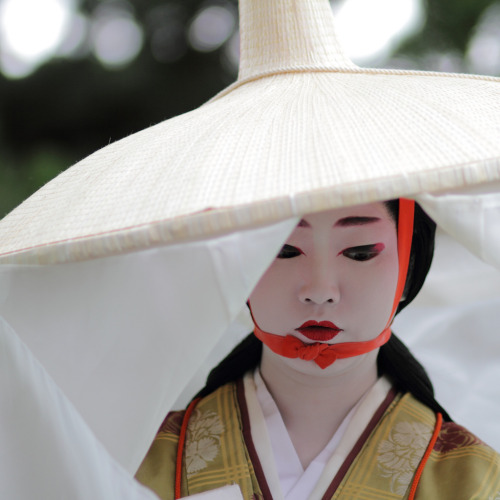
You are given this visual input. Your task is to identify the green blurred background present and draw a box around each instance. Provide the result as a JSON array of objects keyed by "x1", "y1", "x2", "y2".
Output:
[{"x1": 1, "y1": 0, "x2": 499, "y2": 217}]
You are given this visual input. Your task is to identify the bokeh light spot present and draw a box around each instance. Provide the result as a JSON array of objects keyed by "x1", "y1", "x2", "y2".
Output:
[
  {"x1": 92, "y1": 15, "x2": 144, "y2": 68},
  {"x1": 188, "y1": 5, "x2": 236, "y2": 53},
  {"x1": 222, "y1": 30, "x2": 240, "y2": 74},
  {"x1": 0, "y1": 0, "x2": 71, "y2": 60},
  {"x1": 0, "y1": 52, "x2": 36, "y2": 79},
  {"x1": 0, "y1": 0, "x2": 72, "y2": 76},
  {"x1": 57, "y1": 12, "x2": 89, "y2": 58},
  {"x1": 467, "y1": 3, "x2": 500, "y2": 76},
  {"x1": 334, "y1": 0, "x2": 424, "y2": 63}
]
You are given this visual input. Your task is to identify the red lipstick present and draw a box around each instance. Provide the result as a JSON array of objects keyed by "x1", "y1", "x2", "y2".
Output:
[{"x1": 295, "y1": 320, "x2": 343, "y2": 341}]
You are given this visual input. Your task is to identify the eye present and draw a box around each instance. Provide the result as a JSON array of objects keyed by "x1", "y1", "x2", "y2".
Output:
[
  {"x1": 340, "y1": 243, "x2": 385, "y2": 262},
  {"x1": 277, "y1": 244, "x2": 304, "y2": 259}
]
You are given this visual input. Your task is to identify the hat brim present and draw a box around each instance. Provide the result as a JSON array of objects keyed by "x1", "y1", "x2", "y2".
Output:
[{"x1": 1, "y1": 69, "x2": 500, "y2": 264}]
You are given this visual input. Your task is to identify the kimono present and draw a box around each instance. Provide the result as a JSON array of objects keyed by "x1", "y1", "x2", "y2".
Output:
[{"x1": 136, "y1": 372, "x2": 500, "y2": 500}]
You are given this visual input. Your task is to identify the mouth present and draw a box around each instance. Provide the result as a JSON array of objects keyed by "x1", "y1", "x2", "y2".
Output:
[{"x1": 295, "y1": 320, "x2": 343, "y2": 342}]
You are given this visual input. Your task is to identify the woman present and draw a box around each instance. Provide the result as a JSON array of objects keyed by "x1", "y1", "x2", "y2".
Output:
[
  {"x1": 1, "y1": 0, "x2": 500, "y2": 498},
  {"x1": 136, "y1": 200, "x2": 500, "y2": 499}
]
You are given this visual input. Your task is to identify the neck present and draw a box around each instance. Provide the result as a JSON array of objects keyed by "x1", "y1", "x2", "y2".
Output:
[{"x1": 259, "y1": 346, "x2": 379, "y2": 468}]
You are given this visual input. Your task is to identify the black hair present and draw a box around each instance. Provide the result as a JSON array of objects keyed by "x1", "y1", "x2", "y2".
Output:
[
  {"x1": 195, "y1": 201, "x2": 452, "y2": 421},
  {"x1": 383, "y1": 200, "x2": 436, "y2": 315}
]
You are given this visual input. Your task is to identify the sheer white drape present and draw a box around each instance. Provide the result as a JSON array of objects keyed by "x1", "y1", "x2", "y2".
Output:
[
  {"x1": 0, "y1": 316, "x2": 160, "y2": 499},
  {"x1": 395, "y1": 185, "x2": 500, "y2": 449},
  {"x1": 0, "y1": 219, "x2": 297, "y2": 477}
]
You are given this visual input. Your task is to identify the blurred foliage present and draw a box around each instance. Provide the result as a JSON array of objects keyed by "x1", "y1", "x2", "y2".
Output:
[
  {"x1": 0, "y1": 0, "x2": 498, "y2": 217},
  {"x1": 398, "y1": 0, "x2": 496, "y2": 56},
  {"x1": 0, "y1": 147, "x2": 70, "y2": 214}
]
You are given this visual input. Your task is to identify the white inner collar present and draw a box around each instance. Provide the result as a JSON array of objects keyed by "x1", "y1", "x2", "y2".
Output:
[{"x1": 244, "y1": 370, "x2": 392, "y2": 500}]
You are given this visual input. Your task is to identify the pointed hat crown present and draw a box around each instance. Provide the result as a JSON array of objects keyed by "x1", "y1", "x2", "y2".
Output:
[
  {"x1": 0, "y1": 0, "x2": 500, "y2": 264},
  {"x1": 238, "y1": 0, "x2": 356, "y2": 80}
]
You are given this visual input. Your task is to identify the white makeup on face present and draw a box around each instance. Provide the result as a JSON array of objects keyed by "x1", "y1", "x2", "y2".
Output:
[{"x1": 249, "y1": 203, "x2": 399, "y2": 352}]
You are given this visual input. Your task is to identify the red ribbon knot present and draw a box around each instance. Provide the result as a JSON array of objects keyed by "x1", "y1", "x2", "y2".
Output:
[{"x1": 296, "y1": 341, "x2": 328, "y2": 361}]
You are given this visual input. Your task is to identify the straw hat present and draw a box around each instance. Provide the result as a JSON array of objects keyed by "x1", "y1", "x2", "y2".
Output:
[{"x1": 1, "y1": 0, "x2": 500, "y2": 264}]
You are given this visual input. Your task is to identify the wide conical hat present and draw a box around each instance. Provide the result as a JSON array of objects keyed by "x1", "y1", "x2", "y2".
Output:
[{"x1": 0, "y1": 0, "x2": 500, "y2": 264}]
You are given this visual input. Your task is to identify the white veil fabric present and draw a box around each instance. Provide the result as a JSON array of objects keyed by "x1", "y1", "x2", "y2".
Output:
[
  {"x1": 1, "y1": 186, "x2": 500, "y2": 500},
  {"x1": 399, "y1": 185, "x2": 500, "y2": 448},
  {"x1": 0, "y1": 316, "x2": 159, "y2": 500},
  {"x1": 0, "y1": 219, "x2": 297, "y2": 478}
]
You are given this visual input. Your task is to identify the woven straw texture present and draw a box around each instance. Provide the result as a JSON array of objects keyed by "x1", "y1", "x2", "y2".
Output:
[{"x1": 1, "y1": 0, "x2": 500, "y2": 264}]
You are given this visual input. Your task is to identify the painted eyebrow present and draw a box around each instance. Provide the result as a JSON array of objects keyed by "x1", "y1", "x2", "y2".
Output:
[
  {"x1": 334, "y1": 216, "x2": 380, "y2": 227},
  {"x1": 297, "y1": 216, "x2": 380, "y2": 228}
]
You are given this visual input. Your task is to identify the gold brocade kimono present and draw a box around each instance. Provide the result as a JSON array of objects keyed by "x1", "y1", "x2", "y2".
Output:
[{"x1": 136, "y1": 379, "x2": 500, "y2": 499}]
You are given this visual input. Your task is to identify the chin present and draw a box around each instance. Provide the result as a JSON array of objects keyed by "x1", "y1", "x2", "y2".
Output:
[{"x1": 281, "y1": 349, "x2": 380, "y2": 378}]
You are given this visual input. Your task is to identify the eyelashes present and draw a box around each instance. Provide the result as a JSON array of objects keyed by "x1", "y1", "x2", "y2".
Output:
[
  {"x1": 277, "y1": 244, "x2": 304, "y2": 259},
  {"x1": 276, "y1": 243, "x2": 385, "y2": 261},
  {"x1": 339, "y1": 243, "x2": 385, "y2": 261}
]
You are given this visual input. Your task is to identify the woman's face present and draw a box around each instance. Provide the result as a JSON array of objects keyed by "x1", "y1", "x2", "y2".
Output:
[{"x1": 249, "y1": 202, "x2": 399, "y2": 348}]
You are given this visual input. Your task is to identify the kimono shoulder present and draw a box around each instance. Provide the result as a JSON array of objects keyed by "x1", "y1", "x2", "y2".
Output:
[
  {"x1": 136, "y1": 381, "x2": 265, "y2": 499},
  {"x1": 415, "y1": 422, "x2": 500, "y2": 499},
  {"x1": 136, "y1": 380, "x2": 500, "y2": 500},
  {"x1": 332, "y1": 392, "x2": 500, "y2": 499},
  {"x1": 135, "y1": 409, "x2": 185, "y2": 500}
]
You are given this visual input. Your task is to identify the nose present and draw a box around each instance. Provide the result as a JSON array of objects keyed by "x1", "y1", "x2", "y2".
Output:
[{"x1": 298, "y1": 270, "x2": 340, "y2": 305}]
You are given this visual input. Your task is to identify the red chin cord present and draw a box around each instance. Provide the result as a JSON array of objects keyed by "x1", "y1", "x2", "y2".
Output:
[
  {"x1": 253, "y1": 324, "x2": 392, "y2": 369},
  {"x1": 251, "y1": 199, "x2": 415, "y2": 369}
]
